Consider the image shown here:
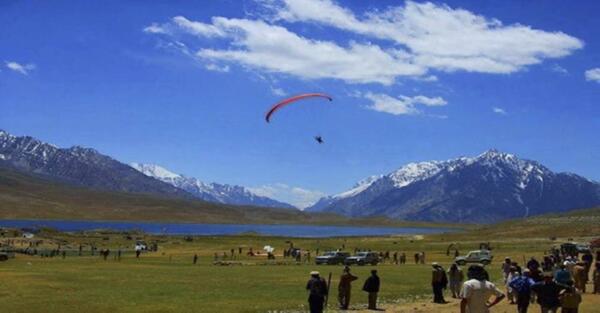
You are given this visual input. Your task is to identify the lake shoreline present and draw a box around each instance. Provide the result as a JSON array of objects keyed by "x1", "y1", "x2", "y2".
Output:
[{"x1": 0, "y1": 218, "x2": 459, "y2": 238}]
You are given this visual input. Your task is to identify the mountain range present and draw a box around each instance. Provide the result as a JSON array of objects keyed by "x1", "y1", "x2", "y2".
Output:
[
  {"x1": 2, "y1": 129, "x2": 599, "y2": 223},
  {"x1": 307, "y1": 150, "x2": 600, "y2": 223},
  {"x1": 0, "y1": 130, "x2": 294, "y2": 208},
  {"x1": 130, "y1": 163, "x2": 295, "y2": 209}
]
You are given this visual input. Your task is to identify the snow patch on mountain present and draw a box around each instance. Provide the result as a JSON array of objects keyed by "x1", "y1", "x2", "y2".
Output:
[
  {"x1": 130, "y1": 163, "x2": 181, "y2": 180},
  {"x1": 130, "y1": 163, "x2": 296, "y2": 209},
  {"x1": 335, "y1": 175, "x2": 382, "y2": 199}
]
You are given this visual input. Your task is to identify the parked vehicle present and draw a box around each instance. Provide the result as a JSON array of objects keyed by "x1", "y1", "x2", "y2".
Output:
[
  {"x1": 0, "y1": 251, "x2": 15, "y2": 261},
  {"x1": 559, "y1": 242, "x2": 591, "y2": 255},
  {"x1": 345, "y1": 252, "x2": 379, "y2": 265},
  {"x1": 315, "y1": 251, "x2": 350, "y2": 265},
  {"x1": 454, "y1": 250, "x2": 493, "y2": 265}
]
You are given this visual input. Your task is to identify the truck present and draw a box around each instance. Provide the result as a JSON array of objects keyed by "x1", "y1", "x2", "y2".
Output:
[
  {"x1": 315, "y1": 251, "x2": 350, "y2": 265},
  {"x1": 454, "y1": 250, "x2": 493, "y2": 266},
  {"x1": 344, "y1": 252, "x2": 379, "y2": 266}
]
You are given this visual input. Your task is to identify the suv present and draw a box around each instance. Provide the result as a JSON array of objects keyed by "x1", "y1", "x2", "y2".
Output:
[
  {"x1": 454, "y1": 250, "x2": 493, "y2": 265},
  {"x1": 315, "y1": 251, "x2": 350, "y2": 265},
  {"x1": 345, "y1": 252, "x2": 379, "y2": 266}
]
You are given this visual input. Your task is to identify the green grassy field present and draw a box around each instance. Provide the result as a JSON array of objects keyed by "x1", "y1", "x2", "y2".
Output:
[
  {"x1": 1, "y1": 208, "x2": 599, "y2": 312},
  {"x1": 1, "y1": 232, "x2": 594, "y2": 313}
]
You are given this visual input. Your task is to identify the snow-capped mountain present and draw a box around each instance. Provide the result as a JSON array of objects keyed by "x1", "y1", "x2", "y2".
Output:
[
  {"x1": 130, "y1": 163, "x2": 296, "y2": 209},
  {"x1": 0, "y1": 129, "x2": 189, "y2": 197},
  {"x1": 306, "y1": 150, "x2": 600, "y2": 223}
]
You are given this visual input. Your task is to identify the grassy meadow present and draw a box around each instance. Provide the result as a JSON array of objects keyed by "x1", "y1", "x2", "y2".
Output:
[{"x1": 2, "y1": 216, "x2": 598, "y2": 313}]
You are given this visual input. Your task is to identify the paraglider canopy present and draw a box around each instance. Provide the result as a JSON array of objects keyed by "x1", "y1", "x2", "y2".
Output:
[{"x1": 265, "y1": 93, "x2": 333, "y2": 123}]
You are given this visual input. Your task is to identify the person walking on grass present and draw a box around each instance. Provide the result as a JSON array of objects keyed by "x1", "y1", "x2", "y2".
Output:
[
  {"x1": 572, "y1": 261, "x2": 587, "y2": 293},
  {"x1": 460, "y1": 264, "x2": 505, "y2": 313},
  {"x1": 502, "y1": 258, "x2": 512, "y2": 283},
  {"x1": 554, "y1": 264, "x2": 572, "y2": 285},
  {"x1": 338, "y1": 266, "x2": 358, "y2": 310},
  {"x1": 559, "y1": 281, "x2": 582, "y2": 313},
  {"x1": 594, "y1": 261, "x2": 600, "y2": 294},
  {"x1": 509, "y1": 269, "x2": 535, "y2": 313},
  {"x1": 530, "y1": 272, "x2": 568, "y2": 313},
  {"x1": 306, "y1": 271, "x2": 328, "y2": 313},
  {"x1": 432, "y1": 262, "x2": 448, "y2": 303},
  {"x1": 506, "y1": 266, "x2": 521, "y2": 304},
  {"x1": 448, "y1": 263, "x2": 464, "y2": 299},
  {"x1": 363, "y1": 269, "x2": 380, "y2": 310}
]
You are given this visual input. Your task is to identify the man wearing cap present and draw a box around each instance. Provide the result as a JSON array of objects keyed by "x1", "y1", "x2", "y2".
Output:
[
  {"x1": 530, "y1": 272, "x2": 568, "y2": 313},
  {"x1": 509, "y1": 269, "x2": 536, "y2": 313},
  {"x1": 432, "y1": 262, "x2": 448, "y2": 303},
  {"x1": 338, "y1": 266, "x2": 358, "y2": 310},
  {"x1": 460, "y1": 264, "x2": 505, "y2": 313},
  {"x1": 306, "y1": 271, "x2": 328, "y2": 313},
  {"x1": 362, "y1": 269, "x2": 380, "y2": 310}
]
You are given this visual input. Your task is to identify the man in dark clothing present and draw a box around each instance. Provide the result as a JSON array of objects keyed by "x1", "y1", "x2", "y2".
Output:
[
  {"x1": 306, "y1": 271, "x2": 328, "y2": 313},
  {"x1": 530, "y1": 272, "x2": 568, "y2": 313},
  {"x1": 363, "y1": 270, "x2": 380, "y2": 310},
  {"x1": 527, "y1": 257, "x2": 540, "y2": 271},
  {"x1": 509, "y1": 269, "x2": 536, "y2": 313},
  {"x1": 193, "y1": 254, "x2": 198, "y2": 264},
  {"x1": 432, "y1": 263, "x2": 448, "y2": 303},
  {"x1": 338, "y1": 266, "x2": 358, "y2": 310}
]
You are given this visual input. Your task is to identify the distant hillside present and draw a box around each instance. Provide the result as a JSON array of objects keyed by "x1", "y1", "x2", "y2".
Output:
[
  {"x1": 307, "y1": 150, "x2": 600, "y2": 223},
  {"x1": 130, "y1": 163, "x2": 295, "y2": 209},
  {"x1": 0, "y1": 130, "x2": 189, "y2": 198},
  {"x1": 449, "y1": 207, "x2": 600, "y2": 239},
  {"x1": 0, "y1": 167, "x2": 457, "y2": 227}
]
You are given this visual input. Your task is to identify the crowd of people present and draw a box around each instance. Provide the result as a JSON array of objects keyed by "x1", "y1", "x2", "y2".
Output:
[{"x1": 305, "y1": 249, "x2": 600, "y2": 313}]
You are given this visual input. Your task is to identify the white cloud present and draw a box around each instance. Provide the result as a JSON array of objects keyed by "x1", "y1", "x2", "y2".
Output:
[
  {"x1": 271, "y1": 0, "x2": 583, "y2": 74},
  {"x1": 270, "y1": 86, "x2": 287, "y2": 96},
  {"x1": 364, "y1": 92, "x2": 447, "y2": 116},
  {"x1": 248, "y1": 183, "x2": 326, "y2": 209},
  {"x1": 194, "y1": 18, "x2": 424, "y2": 85},
  {"x1": 145, "y1": 1, "x2": 582, "y2": 85},
  {"x1": 585, "y1": 68, "x2": 600, "y2": 83},
  {"x1": 492, "y1": 107, "x2": 507, "y2": 115},
  {"x1": 551, "y1": 64, "x2": 568, "y2": 74},
  {"x1": 205, "y1": 63, "x2": 230, "y2": 72},
  {"x1": 143, "y1": 23, "x2": 168, "y2": 34},
  {"x1": 5, "y1": 61, "x2": 35, "y2": 75}
]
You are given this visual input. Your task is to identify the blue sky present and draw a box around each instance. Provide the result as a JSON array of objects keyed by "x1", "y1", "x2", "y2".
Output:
[{"x1": 1, "y1": 0, "x2": 599, "y2": 208}]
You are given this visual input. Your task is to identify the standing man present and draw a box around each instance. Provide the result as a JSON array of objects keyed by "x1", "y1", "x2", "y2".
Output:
[
  {"x1": 509, "y1": 269, "x2": 536, "y2": 313},
  {"x1": 559, "y1": 281, "x2": 582, "y2": 313},
  {"x1": 501, "y1": 257, "x2": 512, "y2": 283},
  {"x1": 306, "y1": 271, "x2": 328, "y2": 313},
  {"x1": 460, "y1": 264, "x2": 505, "y2": 313},
  {"x1": 193, "y1": 254, "x2": 198, "y2": 265},
  {"x1": 432, "y1": 263, "x2": 448, "y2": 303},
  {"x1": 554, "y1": 264, "x2": 572, "y2": 285},
  {"x1": 572, "y1": 261, "x2": 588, "y2": 293},
  {"x1": 448, "y1": 263, "x2": 464, "y2": 299},
  {"x1": 594, "y1": 261, "x2": 600, "y2": 294},
  {"x1": 362, "y1": 270, "x2": 380, "y2": 310},
  {"x1": 338, "y1": 266, "x2": 358, "y2": 310},
  {"x1": 530, "y1": 272, "x2": 568, "y2": 313}
]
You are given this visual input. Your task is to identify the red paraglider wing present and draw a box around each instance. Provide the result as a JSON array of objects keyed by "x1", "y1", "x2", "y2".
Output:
[{"x1": 265, "y1": 93, "x2": 333, "y2": 123}]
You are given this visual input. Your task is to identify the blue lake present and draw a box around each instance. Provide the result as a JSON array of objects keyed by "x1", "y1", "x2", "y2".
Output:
[{"x1": 0, "y1": 219, "x2": 455, "y2": 238}]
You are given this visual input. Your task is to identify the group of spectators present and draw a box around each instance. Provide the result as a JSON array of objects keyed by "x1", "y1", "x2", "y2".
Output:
[{"x1": 305, "y1": 249, "x2": 599, "y2": 313}]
